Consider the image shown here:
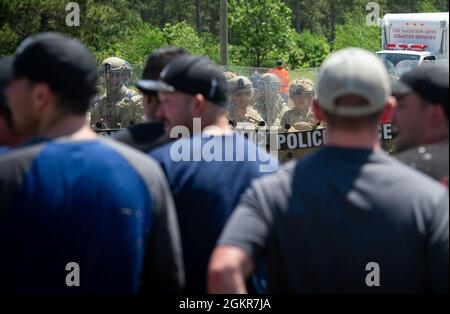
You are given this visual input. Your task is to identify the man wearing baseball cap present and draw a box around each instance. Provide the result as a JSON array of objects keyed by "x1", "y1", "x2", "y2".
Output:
[
  {"x1": 391, "y1": 64, "x2": 449, "y2": 185},
  {"x1": 113, "y1": 47, "x2": 188, "y2": 152},
  {"x1": 148, "y1": 54, "x2": 278, "y2": 293},
  {"x1": 0, "y1": 32, "x2": 184, "y2": 294},
  {"x1": 209, "y1": 48, "x2": 448, "y2": 294}
]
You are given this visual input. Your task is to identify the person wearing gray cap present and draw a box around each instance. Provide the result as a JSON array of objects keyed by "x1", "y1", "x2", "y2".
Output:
[
  {"x1": 209, "y1": 48, "x2": 448, "y2": 294},
  {"x1": 391, "y1": 64, "x2": 449, "y2": 186}
]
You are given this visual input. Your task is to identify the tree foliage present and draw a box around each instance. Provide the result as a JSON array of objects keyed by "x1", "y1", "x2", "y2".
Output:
[{"x1": 0, "y1": 0, "x2": 448, "y2": 67}]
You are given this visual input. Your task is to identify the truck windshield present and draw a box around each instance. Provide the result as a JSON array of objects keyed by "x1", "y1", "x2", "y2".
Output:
[{"x1": 377, "y1": 53, "x2": 420, "y2": 67}]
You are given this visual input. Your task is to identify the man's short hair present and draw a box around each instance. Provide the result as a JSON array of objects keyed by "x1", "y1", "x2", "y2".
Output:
[
  {"x1": 137, "y1": 47, "x2": 188, "y2": 95},
  {"x1": 323, "y1": 95, "x2": 382, "y2": 132},
  {"x1": 142, "y1": 47, "x2": 188, "y2": 80}
]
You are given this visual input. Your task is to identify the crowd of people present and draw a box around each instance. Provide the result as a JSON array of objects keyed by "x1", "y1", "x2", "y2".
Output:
[{"x1": 0, "y1": 31, "x2": 448, "y2": 294}]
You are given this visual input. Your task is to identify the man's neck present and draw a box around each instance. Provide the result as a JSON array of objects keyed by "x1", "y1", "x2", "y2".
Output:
[
  {"x1": 422, "y1": 129, "x2": 449, "y2": 147},
  {"x1": 200, "y1": 116, "x2": 233, "y2": 136},
  {"x1": 325, "y1": 128, "x2": 380, "y2": 150},
  {"x1": 37, "y1": 114, "x2": 97, "y2": 140}
]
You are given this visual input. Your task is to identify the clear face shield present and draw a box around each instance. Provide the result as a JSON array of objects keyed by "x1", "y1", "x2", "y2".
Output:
[
  {"x1": 230, "y1": 88, "x2": 254, "y2": 109},
  {"x1": 291, "y1": 93, "x2": 313, "y2": 109},
  {"x1": 99, "y1": 64, "x2": 127, "y2": 92},
  {"x1": 260, "y1": 80, "x2": 280, "y2": 97}
]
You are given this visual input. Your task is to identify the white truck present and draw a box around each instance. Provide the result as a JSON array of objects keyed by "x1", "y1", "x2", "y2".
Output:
[{"x1": 376, "y1": 12, "x2": 449, "y2": 77}]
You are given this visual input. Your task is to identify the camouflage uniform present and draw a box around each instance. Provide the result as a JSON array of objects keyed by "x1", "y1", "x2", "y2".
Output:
[
  {"x1": 281, "y1": 78, "x2": 316, "y2": 131},
  {"x1": 227, "y1": 76, "x2": 264, "y2": 126},
  {"x1": 88, "y1": 57, "x2": 144, "y2": 129},
  {"x1": 223, "y1": 71, "x2": 238, "y2": 81},
  {"x1": 254, "y1": 73, "x2": 287, "y2": 127}
]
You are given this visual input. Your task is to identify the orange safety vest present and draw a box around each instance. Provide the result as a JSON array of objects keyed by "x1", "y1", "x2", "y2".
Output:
[{"x1": 269, "y1": 67, "x2": 290, "y2": 93}]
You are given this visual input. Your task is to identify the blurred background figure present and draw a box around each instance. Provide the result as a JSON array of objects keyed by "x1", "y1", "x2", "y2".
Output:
[
  {"x1": 269, "y1": 60, "x2": 290, "y2": 103},
  {"x1": 249, "y1": 69, "x2": 261, "y2": 91},
  {"x1": 254, "y1": 73, "x2": 287, "y2": 127},
  {"x1": 89, "y1": 57, "x2": 144, "y2": 129},
  {"x1": 223, "y1": 71, "x2": 237, "y2": 81},
  {"x1": 227, "y1": 76, "x2": 264, "y2": 126},
  {"x1": 392, "y1": 64, "x2": 449, "y2": 186},
  {"x1": 113, "y1": 47, "x2": 188, "y2": 153},
  {"x1": 0, "y1": 56, "x2": 26, "y2": 150},
  {"x1": 280, "y1": 78, "x2": 316, "y2": 131}
]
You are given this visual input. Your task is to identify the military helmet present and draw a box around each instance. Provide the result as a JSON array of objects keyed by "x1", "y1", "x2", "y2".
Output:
[
  {"x1": 260, "y1": 73, "x2": 280, "y2": 91},
  {"x1": 289, "y1": 78, "x2": 314, "y2": 98},
  {"x1": 228, "y1": 76, "x2": 254, "y2": 94},
  {"x1": 99, "y1": 57, "x2": 132, "y2": 81},
  {"x1": 223, "y1": 71, "x2": 237, "y2": 80}
]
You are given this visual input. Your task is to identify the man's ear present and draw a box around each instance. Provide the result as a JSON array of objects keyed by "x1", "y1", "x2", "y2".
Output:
[
  {"x1": 312, "y1": 98, "x2": 325, "y2": 122},
  {"x1": 192, "y1": 94, "x2": 207, "y2": 116},
  {"x1": 30, "y1": 83, "x2": 53, "y2": 116},
  {"x1": 429, "y1": 103, "x2": 447, "y2": 126}
]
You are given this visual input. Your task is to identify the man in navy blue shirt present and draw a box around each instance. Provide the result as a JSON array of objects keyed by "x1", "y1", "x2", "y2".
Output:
[
  {"x1": 145, "y1": 55, "x2": 278, "y2": 293},
  {"x1": 0, "y1": 32, "x2": 184, "y2": 294},
  {"x1": 209, "y1": 48, "x2": 449, "y2": 294}
]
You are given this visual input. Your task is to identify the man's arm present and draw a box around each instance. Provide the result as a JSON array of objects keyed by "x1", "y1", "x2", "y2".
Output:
[{"x1": 208, "y1": 245, "x2": 254, "y2": 294}]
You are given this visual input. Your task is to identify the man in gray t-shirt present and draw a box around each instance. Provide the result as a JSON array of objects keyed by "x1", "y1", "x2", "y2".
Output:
[{"x1": 208, "y1": 48, "x2": 449, "y2": 294}]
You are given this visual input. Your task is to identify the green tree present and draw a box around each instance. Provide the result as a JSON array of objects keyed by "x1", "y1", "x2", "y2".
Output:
[
  {"x1": 333, "y1": 10, "x2": 381, "y2": 52},
  {"x1": 228, "y1": 0, "x2": 302, "y2": 67},
  {"x1": 295, "y1": 30, "x2": 330, "y2": 68}
]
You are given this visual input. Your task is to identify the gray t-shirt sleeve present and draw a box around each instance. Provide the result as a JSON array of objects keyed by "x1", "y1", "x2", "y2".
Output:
[
  {"x1": 426, "y1": 192, "x2": 449, "y2": 294},
  {"x1": 218, "y1": 184, "x2": 272, "y2": 260}
]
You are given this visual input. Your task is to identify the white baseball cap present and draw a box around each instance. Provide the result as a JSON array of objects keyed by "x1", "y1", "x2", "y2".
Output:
[{"x1": 316, "y1": 48, "x2": 391, "y2": 116}]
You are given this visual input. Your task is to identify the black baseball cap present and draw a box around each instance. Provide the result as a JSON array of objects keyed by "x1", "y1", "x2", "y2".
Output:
[
  {"x1": 136, "y1": 47, "x2": 188, "y2": 94},
  {"x1": 0, "y1": 56, "x2": 13, "y2": 109},
  {"x1": 13, "y1": 32, "x2": 98, "y2": 100},
  {"x1": 138, "y1": 55, "x2": 228, "y2": 107},
  {"x1": 392, "y1": 64, "x2": 449, "y2": 118}
]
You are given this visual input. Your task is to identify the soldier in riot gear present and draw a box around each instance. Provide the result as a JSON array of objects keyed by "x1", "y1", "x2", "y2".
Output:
[
  {"x1": 223, "y1": 71, "x2": 237, "y2": 81},
  {"x1": 280, "y1": 78, "x2": 317, "y2": 132},
  {"x1": 227, "y1": 76, "x2": 265, "y2": 127},
  {"x1": 88, "y1": 57, "x2": 144, "y2": 129},
  {"x1": 254, "y1": 73, "x2": 287, "y2": 127}
]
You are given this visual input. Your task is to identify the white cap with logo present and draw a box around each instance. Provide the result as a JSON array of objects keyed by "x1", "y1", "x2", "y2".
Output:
[{"x1": 316, "y1": 48, "x2": 391, "y2": 117}]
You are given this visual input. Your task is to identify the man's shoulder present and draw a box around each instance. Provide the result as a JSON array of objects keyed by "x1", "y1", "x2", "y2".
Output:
[
  {"x1": 245, "y1": 161, "x2": 296, "y2": 206},
  {"x1": 0, "y1": 142, "x2": 46, "y2": 164},
  {"x1": 395, "y1": 141, "x2": 449, "y2": 183},
  {"x1": 92, "y1": 94, "x2": 107, "y2": 107},
  {"x1": 113, "y1": 122, "x2": 165, "y2": 152},
  {"x1": 396, "y1": 141, "x2": 449, "y2": 162}
]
